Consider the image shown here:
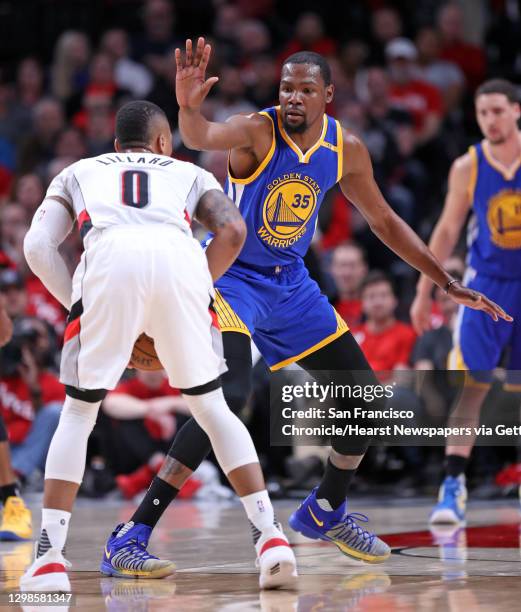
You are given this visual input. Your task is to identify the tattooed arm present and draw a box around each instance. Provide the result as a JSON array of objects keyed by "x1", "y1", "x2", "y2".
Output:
[{"x1": 194, "y1": 189, "x2": 246, "y2": 281}]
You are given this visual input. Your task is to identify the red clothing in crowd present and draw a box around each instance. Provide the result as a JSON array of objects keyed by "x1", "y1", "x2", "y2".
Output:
[
  {"x1": 334, "y1": 299, "x2": 363, "y2": 329},
  {"x1": 441, "y1": 42, "x2": 486, "y2": 91},
  {"x1": 319, "y1": 190, "x2": 352, "y2": 251},
  {"x1": 0, "y1": 372, "x2": 65, "y2": 443},
  {"x1": 110, "y1": 377, "x2": 181, "y2": 440},
  {"x1": 352, "y1": 321, "x2": 416, "y2": 371},
  {"x1": 389, "y1": 80, "x2": 443, "y2": 132},
  {"x1": 25, "y1": 275, "x2": 67, "y2": 337}
]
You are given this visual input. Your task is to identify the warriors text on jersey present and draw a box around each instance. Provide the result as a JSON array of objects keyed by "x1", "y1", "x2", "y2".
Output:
[
  {"x1": 467, "y1": 141, "x2": 521, "y2": 278},
  {"x1": 223, "y1": 106, "x2": 343, "y2": 267}
]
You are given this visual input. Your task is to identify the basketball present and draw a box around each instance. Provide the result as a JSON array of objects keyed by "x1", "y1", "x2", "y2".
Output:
[{"x1": 130, "y1": 333, "x2": 162, "y2": 371}]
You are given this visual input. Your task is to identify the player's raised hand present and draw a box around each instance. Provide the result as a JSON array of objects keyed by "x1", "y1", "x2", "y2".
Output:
[
  {"x1": 175, "y1": 37, "x2": 219, "y2": 110},
  {"x1": 447, "y1": 281, "x2": 513, "y2": 323}
]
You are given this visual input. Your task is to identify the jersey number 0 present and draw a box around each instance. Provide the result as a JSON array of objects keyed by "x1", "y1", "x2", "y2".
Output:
[{"x1": 121, "y1": 170, "x2": 150, "y2": 209}]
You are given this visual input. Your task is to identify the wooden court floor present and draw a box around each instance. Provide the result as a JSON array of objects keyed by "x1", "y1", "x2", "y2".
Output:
[{"x1": 1, "y1": 496, "x2": 520, "y2": 610}]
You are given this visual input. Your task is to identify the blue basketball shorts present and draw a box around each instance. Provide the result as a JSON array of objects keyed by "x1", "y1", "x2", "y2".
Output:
[
  {"x1": 449, "y1": 271, "x2": 521, "y2": 387},
  {"x1": 213, "y1": 259, "x2": 348, "y2": 370}
]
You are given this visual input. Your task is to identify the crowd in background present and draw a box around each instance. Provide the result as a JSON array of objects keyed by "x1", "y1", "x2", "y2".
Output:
[{"x1": 1, "y1": 0, "x2": 520, "y2": 500}]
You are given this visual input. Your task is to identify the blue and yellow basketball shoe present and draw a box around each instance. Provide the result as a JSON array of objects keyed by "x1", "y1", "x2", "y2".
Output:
[
  {"x1": 100, "y1": 521, "x2": 176, "y2": 578},
  {"x1": 288, "y1": 488, "x2": 391, "y2": 563},
  {"x1": 430, "y1": 475, "x2": 467, "y2": 524}
]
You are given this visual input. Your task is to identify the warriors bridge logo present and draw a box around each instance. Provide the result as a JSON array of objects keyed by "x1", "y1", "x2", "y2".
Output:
[
  {"x1": 487, "y1": 189, "x2": 521, "y2": 249},
  {"x1": 258, "y1": 174, "x2": 320, "y2": 248}
]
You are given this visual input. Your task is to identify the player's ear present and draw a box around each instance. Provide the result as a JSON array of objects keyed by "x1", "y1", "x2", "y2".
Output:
[
  {"x1": 114, "y1": 138, "x2": 121, "y2": 152},
  {"x1": 325, "y1": 84, "x2": 334, "y2": 105}
]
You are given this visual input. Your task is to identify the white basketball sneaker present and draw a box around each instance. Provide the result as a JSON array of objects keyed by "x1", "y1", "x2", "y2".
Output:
[
  {"x1": 20, "y1": 548, "x2": 71, "y2": 592},
  {"x1": 255, "y1": 526, "x2": 298, "y2": 590}
]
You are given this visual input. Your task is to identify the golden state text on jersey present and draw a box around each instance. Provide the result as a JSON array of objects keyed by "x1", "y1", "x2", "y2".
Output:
[
  {"x1": 224, "y1": 106, "x2": 343, "y2": 267},
  {"x1": 467, "y1": 141, "x2": 521, "y2": 278}
]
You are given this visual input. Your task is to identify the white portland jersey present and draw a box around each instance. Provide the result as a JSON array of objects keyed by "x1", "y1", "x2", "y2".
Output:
[{"x1": 45, "y1": 152, "x2": 222, "y2": 245}]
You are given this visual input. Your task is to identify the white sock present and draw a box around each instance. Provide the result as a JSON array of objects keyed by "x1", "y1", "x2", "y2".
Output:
[
  {"x1": 241, "y1": 490, "x2": 275, "y2": 532},
  {"x1": 37, "y1": 508, "x2": 71, "y2": 557}
]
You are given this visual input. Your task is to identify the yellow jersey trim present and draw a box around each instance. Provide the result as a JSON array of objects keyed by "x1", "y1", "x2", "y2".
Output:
[
  {"x1": 276, "y1": 107, "x2": 327, "y2": 164},
  {"x1": 482, "y1": 140, "x2": 521, "y2": 181},
  {"x1": 467, "y1": 145, "x2": 478, "y2": 202},
  {"x1": 270, "y1": 310, "x2": 348, "y2": 371},
  {"x1": 447, "y1": 345, "x2": 491, "y2": 389},
  {"x1": 228, "y1": 111, "x2": 276, "y2": 185},
  {"x1": 213, "y1": 289, "x2": 251, "y2": 337},
  {"x1": 335, "y1": 120, "x2": 344, "y2": 183}
]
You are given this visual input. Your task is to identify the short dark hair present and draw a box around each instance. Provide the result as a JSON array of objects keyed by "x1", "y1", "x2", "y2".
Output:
[
  {"x1": 282, "y1": 51, "x2": 332, "y2": 86},
  {"x1": 360, "y1": 270, "x2": 396, "y2": 295},
  {"x1": 475, "y1": 79, "x2": 519, "y2": 104},
  {"x1": 115, "y1": 100, "x2": 167, "y2": 147}
]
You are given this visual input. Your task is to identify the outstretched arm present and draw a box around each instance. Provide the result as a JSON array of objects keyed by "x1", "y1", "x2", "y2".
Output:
[
  {"x1": 175, "y1": 37, "x2": 270, "y2": 151},
  {"x1": 195, "y1": 189, "x2": 246, "y2": 281},
  {"x1": 339, "y1": 132, "x2": 511, "y2": 325}
]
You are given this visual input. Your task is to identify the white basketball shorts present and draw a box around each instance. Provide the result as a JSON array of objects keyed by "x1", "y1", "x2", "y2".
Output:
[{"x1": 60, "y1": 225, "x2": 227, "y2": 390}]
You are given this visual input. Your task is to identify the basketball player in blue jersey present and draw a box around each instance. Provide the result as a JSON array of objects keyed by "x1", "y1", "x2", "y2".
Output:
[
  {"x1": 411, "y1": 79, "x2": 521, "y2": 524},
  {"x1": 102, "y1": 39, "x2": 510, "y2": 574}
]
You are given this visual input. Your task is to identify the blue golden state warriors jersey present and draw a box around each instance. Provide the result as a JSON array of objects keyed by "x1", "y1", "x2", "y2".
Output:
[
  {"x1": 224, "y1": 106, "x2": 343, "y2": 267},
  {"x1": 467, "y1": 141, "x2": 521, "y2": 279}
]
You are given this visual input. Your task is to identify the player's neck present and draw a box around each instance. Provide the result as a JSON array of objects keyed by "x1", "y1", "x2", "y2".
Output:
[
  {"x1": 286, "y1": 118, "x2": 325, "y2": 153},
  {"x1": 486, "y1": 132, "x2": 521, "y2": 166},
  {"x1": 120, "y1": 146, "x2": 155, "y2": 154}
]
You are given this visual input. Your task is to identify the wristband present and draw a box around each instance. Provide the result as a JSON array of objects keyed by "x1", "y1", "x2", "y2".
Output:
[{"x1": 444, "y1": 279, "x2": 458, "y2": 294}]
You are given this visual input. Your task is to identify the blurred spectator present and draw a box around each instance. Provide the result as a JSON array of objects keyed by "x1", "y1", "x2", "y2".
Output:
[
  {"x1": 209, "y1": 66, "x2": 256, "y2": 123},
  {"x1": 235, "y1": 20, "x2": 272, "y2": 68},
  {"x1": 71, "y1": 53, "x2": 128, "y2": 132},
  {"x1": 334, "y1": 41, "x2": 369, "y2": 107},
  {"x1": 53, "y1": 127, "x2": 87, "y2": 162},
  {"x1": 101, "y1": 29, "x2": 153, "y2": 98},
  {"x1": 11, "y1": 174, "x2": 44, "y2": 217},
  {"x1": 0, "y1": 316, "x2": 64, "y2": 484},
  {"x1": 0, "y1": 204, "x2": 28, "y2": 266},
  {"x1": 415, "y1": 26, "x2": 465, "y2": 112},
  {"x1": 437, "y1": 2, "x2": 486, "y2": 91},
  {"x1": 245, "y1": 55, "x2": 279, "y2": 109},
  {"x1": 199, "y1": 150, "x2": 228, "y2": 186},
  {"x1": 330, "y1": 242, "x2": 368, "y2": 328},
  {"x1": 0, "y1": 82, "x2": 33, "y2": 150},
  {"x1": 213, "y1": 3, "x2": 242, "y2": 64},
  {"x1": 18, "y1": 98, "x2": 65, "y2": 173},
  {"x1": 132, "y1": 0, "x2": 178, "y2": 79},
  {"x1": 51, "y1": 31, "x2": 91, "y2": 106},
  {"x1": 16, "y1": 58, "x2": 45, "y2": 111},
  {"x1": 385, "y1": 38, "x2": 444, "y2": 146},
  {"x1": 0, "y1": 268, "x2": 66, "y2": 340},
  {"x1": 279, "y1": 12, "x2": 337, "y2": 61},
  {"x1": 369, "y1": 7, "x2": 403, "y2": 64},
  {"x1": 353, "y1": 271, "x2": 416, "y2": 372},
  {"x1": 98, "y1": 370, "x2": 190, "y2": 499}
]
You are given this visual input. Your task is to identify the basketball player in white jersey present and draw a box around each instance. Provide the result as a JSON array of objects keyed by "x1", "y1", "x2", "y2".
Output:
[{"x1": 20, "y1": 101, "x2": 297, "y2": 591}]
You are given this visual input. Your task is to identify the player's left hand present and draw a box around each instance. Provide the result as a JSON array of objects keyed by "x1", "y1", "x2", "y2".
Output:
[{"x1": 448, "y1": 281, "x2": 513, "y2": 323}]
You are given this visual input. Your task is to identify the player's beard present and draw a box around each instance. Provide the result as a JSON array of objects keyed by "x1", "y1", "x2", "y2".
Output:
[{"x1": 283, "y1": 118, "x2": 308, "y2": 134}]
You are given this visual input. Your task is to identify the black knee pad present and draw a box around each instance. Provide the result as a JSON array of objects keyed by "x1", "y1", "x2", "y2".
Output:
[
  {"x1": 65, "y1": 386, "x2": 108, "y2": 403},
  {"x1": 179, "y1": 377, "x2": 222, "y2": 396},
  {"x1": 167, "y1": 418, "x2": 212, "y2": 471}
]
